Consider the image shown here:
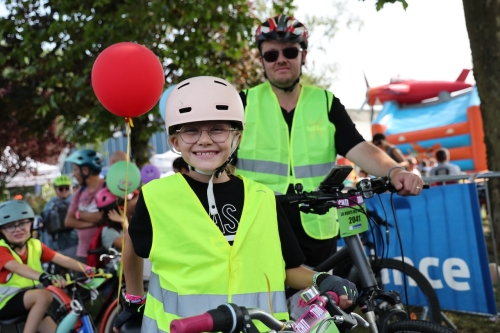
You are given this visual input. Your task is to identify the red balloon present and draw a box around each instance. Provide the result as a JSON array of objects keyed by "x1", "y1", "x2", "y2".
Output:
[{"x1": 91, "y1": 42, "x2": 165, "y2": 118}]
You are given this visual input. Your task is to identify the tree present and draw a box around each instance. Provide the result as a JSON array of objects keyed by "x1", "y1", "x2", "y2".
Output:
[
  {"x1": 461, "y1": 1, "x2": 500, "y2": 246},
  {"x1": 1, "y1": 0, "x2": 290, "y2": 167},
  {"x1": 0, "y1": 119, "x2": 70, "y2": 197},
  {"x1": 1, "y1": 0, "x2": 357, "y2": 170}
]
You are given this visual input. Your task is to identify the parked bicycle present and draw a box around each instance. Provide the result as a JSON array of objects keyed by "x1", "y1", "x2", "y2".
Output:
[
  {"x1": 277, "y1": 165, "x2": 441, "y2": 332},
  {"x1": 169, "y1": 286, "x2": 456, "y2": 333},
  {"x1": 46, "y1": 248, "x2": 126, "y2": 332},
  {"x1": 46, "y1": 248, "x2": 144, "y2": 333}
]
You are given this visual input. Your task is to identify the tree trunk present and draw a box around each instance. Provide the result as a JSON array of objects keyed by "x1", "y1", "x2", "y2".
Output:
[
  {"x1": 130, "y1": 115, "x2": 154, "y2": 168},
  {"x1": 462, "y1": 0, "x2": 500, "y2": 248}
]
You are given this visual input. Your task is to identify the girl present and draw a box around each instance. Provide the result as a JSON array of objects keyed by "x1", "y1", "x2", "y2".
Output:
[
  {"x1": 0, "y1": 200, "x2": 94, "y2": 333},
  {"x1": 114, "y1": 76, "x2": 358, "y2": 332}
]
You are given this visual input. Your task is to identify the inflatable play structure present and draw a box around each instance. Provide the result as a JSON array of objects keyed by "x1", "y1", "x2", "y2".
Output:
[{"x1": 370, "y1": 71, "x2": 487, "y2": 172}]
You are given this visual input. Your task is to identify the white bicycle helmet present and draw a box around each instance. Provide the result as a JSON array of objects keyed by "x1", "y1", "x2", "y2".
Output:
[
  {"x1": 165, "y1": 76, "x2": 244, "y2": 135},
  {"x1": 164, "y1": 76, "x2": 245, "y2": 219}
]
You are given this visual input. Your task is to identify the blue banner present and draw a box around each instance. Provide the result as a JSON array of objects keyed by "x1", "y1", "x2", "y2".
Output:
[{"x1": 358, "y1": 183, "x2": 496, "y2": 315}]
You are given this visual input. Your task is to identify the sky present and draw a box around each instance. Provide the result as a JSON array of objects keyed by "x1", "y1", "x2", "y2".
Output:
[
  {"x1": 294, "y1": 0, "x2": 474, "y2": 112},
  {"x1": 0, "y1": 1, "x2": 473, "y2": 114}
]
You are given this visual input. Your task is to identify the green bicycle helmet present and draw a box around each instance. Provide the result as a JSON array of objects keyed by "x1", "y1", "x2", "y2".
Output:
[
  {"x1": 65, "y1": 149, "x2": 103, "y2": 172},
  {"x1": 53, "y1": 175, "x2": 72, "y2": 187},
  {"x1": 0, "y1": 200, "x2": 35, "y2": 227}
]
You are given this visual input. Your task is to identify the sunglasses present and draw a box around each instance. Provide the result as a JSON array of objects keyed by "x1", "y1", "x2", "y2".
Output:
[
  {"x1": 57, "y1": 186, "x2": 70, "y2": 191},
  {"x1": 261, "y1": 47, "x2": 303, "y2": 63}
]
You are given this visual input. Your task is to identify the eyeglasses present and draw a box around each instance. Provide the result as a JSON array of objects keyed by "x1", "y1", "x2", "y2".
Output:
[
  {"x1": 3, "y1": 220, "x2": 31, "y2": 233},
  {"x1": 261, "y1": 47, "x2": 303, "y2": 63},
  {"x1": 56, "y1": 186, "x2": 70, "y2": 191},
  {"x1": 176, "y1": 124, "x2": 237, "y2": 144}
]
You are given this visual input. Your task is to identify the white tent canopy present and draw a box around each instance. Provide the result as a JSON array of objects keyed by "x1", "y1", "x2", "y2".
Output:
[
  {"x1": 150, "y1": 150, "x2": 179, "y2": 176},
  {"x1": 6, "y1": 162, "x2": 61, "y2": 188}
]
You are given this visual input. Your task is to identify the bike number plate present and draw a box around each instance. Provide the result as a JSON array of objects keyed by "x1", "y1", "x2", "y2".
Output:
[{"x1": 337, "y1": 195, "x2": 368, "y2": 237}]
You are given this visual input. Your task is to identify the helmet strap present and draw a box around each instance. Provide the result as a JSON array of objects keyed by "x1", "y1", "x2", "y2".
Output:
[
  {"x1": 264, "y1": 67, "x2": 303, "y2": 93},
  {"x1": 168, "y1": 133, "x2": 241, "y2": 221},
  {"x1": 193, "y1": 134, "x2": 241, "y2": 221},
  {"x1": 6, "y1": 235, "x2": 30, "y2": 251},
  {"x1": 78, "y1": 165, "x2": 89, "y2": 188}
]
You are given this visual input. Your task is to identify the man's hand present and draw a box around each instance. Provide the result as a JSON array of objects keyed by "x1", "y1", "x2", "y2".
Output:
[
  {"x1": 113, "y1": 295, "x2": 146, "y2": 333},
  {"x1": 318, "y1": 275, "x2": 358, "y2": 309},
  {"x1": 390, "y1": 169, "x2": 423, "y2": 196}
]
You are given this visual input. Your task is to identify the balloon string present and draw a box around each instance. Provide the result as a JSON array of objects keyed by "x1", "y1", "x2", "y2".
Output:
[
  {"x1": 125, "y1": 117, "x2": 134, "y2": 127},
  {"x1": 117, "y1": 119, "x2": 132, "y2": 311}
]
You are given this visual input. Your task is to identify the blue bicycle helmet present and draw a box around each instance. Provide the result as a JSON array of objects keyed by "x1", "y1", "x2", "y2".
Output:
[
  {"x1": 0, "y1": 200, "x2": 35, "y2": 227},
  {"x1": 66, "y1": 149, "x2": 103, "y2": 173}
]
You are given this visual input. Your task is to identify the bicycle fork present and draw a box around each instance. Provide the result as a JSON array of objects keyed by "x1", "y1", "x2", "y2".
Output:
[{"x1": 344, "y1": 236, "x2": 408, "y2": 333}]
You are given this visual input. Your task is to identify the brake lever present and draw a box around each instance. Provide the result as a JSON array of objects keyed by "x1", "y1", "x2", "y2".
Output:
[{"x1": 323, "y1": 293, "x2": 358, "y2": 330}]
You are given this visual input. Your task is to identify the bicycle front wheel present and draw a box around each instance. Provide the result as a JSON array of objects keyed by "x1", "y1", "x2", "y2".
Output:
[
  {"x1": 372, "y1": 258, "x2": 441, "y2": 323},
  {"x1": 387, "y1": 320, "x2": 458, "y2": 333},
  {"x1": 100, "y1": 298, "x2": 118, "y2": 333}
]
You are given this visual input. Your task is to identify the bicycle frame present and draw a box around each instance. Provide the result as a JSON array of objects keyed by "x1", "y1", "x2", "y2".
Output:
[
  {"x1": 313, "y1": 233, "x2": 407, "y2": 333},
  {"x1": 281, "y1": 176, "x2": 412, "y2": 333}
]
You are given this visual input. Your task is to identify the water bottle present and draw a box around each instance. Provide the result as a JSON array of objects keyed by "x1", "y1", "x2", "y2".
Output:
[
  {"x1": 293, "y1": 287, "x2": 340, "y2": 333},
  {"x1": 55, "y1": 310, "x2": 79, "y2": 333}
]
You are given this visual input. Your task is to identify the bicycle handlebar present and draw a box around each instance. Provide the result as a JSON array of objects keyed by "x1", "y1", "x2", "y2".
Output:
[
  {"x1": 170, "y1": 290, "x2": 358, "y2": 333},
  {"x1": 170, "y1": 303, "x2": 292, "y2": 333},
  {"x1": 278, "y1": 177, "x2": 428, "y2": 210}
]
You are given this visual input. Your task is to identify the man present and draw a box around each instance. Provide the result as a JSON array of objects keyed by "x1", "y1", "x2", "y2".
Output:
[
  {"x1": 172, "y1": 156, "x2": 189, "y2": 174},
  {"x1": 372, "y1": 133, "x2": 409, "y2": 168},
  {"x1": 41, "y1": 175, "x2": 78, "y2": 259},
  {"x1": 64, "y1": 149, "x2": 105, "y2": 263},
  {"x1": 109, "y1": 150, "x2": 128, "y2": 165},
  {"x1": 429, "y1": 147, "x2": 462, "y2": 176},
  {"x1": 236, "y1": 14, "x2": 423, "y2": 268}
]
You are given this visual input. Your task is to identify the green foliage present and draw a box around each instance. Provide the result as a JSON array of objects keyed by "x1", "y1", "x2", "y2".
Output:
[
  {"x1": 359, "y1": 0, "x2": 408, "y2": 11},
  {"x1": 1, "y1": 0, "x2": 360, "y2": 167},
  {"x1": 1, "y1": 0, "x2": 272, "y2": 166}
]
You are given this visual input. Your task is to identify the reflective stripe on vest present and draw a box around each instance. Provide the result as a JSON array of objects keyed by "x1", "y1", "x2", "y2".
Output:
[
  {"x1": 236, "y1": 82, "x2": 339, "y2": 239},
  {"x1": 0, "y1": 238, "x2": 43, "y2": 309},
  {"x1": 141, "y1": 174, "x2": 288, "y2": 332}
]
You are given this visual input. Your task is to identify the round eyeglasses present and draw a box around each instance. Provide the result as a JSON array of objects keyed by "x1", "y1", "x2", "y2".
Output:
[
  {"x1": 176, "y1": 124, "x2": 237, "y2": 144},
  {"x1": 2, "y1": 220, "x2": 31, "y2": 233}
]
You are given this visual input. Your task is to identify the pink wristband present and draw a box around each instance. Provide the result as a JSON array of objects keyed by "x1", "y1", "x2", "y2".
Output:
[
  {"x1": 75, "y1": 211, "x2": 80, "y2": 220},
  {"x1": 125, "y1": 292, "x2": 146, "y2": 304}
]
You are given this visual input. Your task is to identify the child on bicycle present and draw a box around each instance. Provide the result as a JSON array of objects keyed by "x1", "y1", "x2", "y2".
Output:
[
  {"x1": 0, "y1": 200, "x2": 96, "y2": 333},
  {"x1": 114, "y1": 76, "x2": 358, "y2": 333}
]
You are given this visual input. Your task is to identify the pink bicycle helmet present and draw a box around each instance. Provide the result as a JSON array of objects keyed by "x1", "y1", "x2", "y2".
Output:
[
  {"x1": 164, "y1": 76, "x2": 245, "y2": 135},
  {"x1": 95, "y1": 187, "x2": 117, "y2": 209}
]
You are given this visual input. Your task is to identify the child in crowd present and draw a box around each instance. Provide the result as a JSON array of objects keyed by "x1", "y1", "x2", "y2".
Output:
[
  {"x1": 0, "y1": 200, "x2": 95, "y2": 333},
  {"x1": 87, "y1": 187, "x2": 125, "y2": 269},
  {"x1": 114, "y1": 76, "x2": 358, "y2": 332},
  {"x1": 96, "y1": 187, "x2": 125, "y2": 251}
]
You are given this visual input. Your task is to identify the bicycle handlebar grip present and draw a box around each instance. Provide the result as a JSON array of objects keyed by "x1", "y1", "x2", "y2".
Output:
[
  {"x1": 325, "y1": 291, "x2": 339, "y2": 305},
  {"x1": 170, "y1": 313, "x2": 214, "y2": 333},
  {"x1": 170, "y1": 309, "x2": 229, "y2": 333}
]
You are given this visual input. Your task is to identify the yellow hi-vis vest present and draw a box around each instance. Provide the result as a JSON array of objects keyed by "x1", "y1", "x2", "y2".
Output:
[
  {"x1": 141, "y1": 173, "x2": 288, "y2": 333},
  {"x1": 0, "y1": 238, "x2": 43, "y2": 310},
  {"x1": 237, "y1": 82, "x2": 338, "y2": 239}
]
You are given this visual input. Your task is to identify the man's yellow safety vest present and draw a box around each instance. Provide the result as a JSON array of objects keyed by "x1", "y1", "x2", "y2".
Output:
[
  {"x1": 237, "y1": 82, "x2": 339, "y2": 239},
  {"x1": 141, "y1": 173, "x2": 288, "y2": 332}
]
